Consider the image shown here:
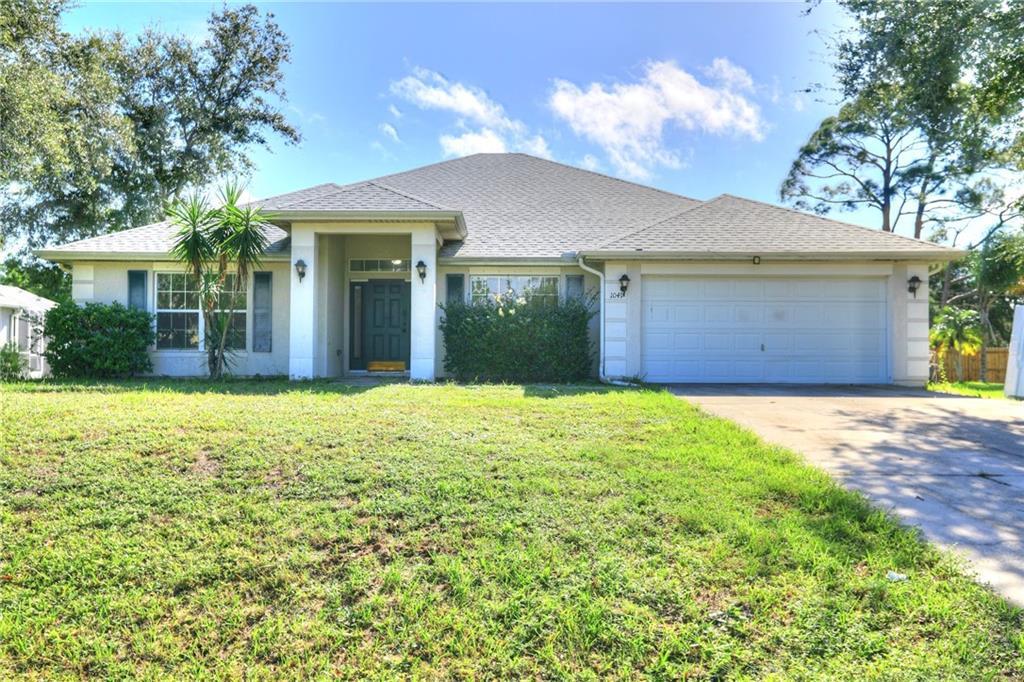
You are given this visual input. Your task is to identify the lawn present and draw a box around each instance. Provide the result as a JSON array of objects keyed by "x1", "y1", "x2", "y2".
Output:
[
  {"x1": 928, "y1": 381, "x2": 1011, "y2": 400},
  {"x1": 1, "y1": 381, "x2": 1021, "y2": 679}
]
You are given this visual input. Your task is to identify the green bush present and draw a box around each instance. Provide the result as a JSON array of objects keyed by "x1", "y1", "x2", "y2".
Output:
[
  {"x1": 0, "y1": 342, "x2": 26, "y2": 381},
  {"x1": 44, "y1": 301, "x2": 155, "y2": 378},
  {"x1": 440, "y1": 293, "x2": 596, "y2": 382}
]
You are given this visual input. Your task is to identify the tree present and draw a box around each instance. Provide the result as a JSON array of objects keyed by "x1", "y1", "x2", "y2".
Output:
[
  {"x1": 0, "y1": 255, "x2": 70, "y2": 302},
  {"x1": 941, "y1": 233, "x2": 1024, "y2": 379},
  {"x1": 930, "y1": 306, "x2": 983, "y2": 383},
  {"x1": 167, "y1": 184, "x2": 271, "y2": 379},
  {"x1": 1, "y1": 3, "x2": 299, "y2": 250},
  {"x1": 787, "y1": 0, "x2": 1023, "y2": 239}
]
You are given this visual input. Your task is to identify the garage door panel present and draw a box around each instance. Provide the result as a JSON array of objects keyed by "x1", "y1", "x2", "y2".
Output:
[{"x1": 642, "y1": 276, "x2": 888, "y2": 384}]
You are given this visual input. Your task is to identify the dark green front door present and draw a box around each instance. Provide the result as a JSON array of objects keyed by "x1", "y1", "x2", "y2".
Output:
[{"x1": 350, "y1": 281, "x2": 410, "y2": 370}]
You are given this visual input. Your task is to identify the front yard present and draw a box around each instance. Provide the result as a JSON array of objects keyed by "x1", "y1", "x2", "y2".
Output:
[{"x1": 1, "y1": 381, "x2": 1021, "y2": 678}]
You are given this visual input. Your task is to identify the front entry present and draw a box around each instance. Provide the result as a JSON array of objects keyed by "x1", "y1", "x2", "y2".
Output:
[{"x1": 350, "y1": 280, "x2": 410, "y2": 371}]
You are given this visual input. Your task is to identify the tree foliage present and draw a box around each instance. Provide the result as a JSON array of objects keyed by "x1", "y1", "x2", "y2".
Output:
[
  {"x1": 1, "y1": 3, "x2": 299, "y2": 250},
  {"x1": 929, "y1": 306, "x2": 984, "y2": 382},
  {"x1": 786, "y1": 0, "x2": 1023, "y2": 239}
]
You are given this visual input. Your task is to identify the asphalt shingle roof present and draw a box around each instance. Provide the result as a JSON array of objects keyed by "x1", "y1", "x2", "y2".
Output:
[
  {"x1": 595, "y1": 194, "x2": 954, "y2": 256},
  {"x1": 40, "y1": 220, "x2": 291, "y2": 257},
  {"x1": 39, "y1": 153, "x2": 957, "y2": 261},
  {"x1": 0, "y1": 285, "x2": 57, "y2": 312}
]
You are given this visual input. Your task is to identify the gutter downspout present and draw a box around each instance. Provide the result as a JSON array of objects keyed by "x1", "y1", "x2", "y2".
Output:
[{"x1": 577, "y1": 254, "x2": 632, "y2": 386}]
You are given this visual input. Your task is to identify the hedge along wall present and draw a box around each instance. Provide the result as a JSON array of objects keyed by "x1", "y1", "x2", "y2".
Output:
[
  {"x1": 439, "y1": 293, "x2": 596, "y2": 383},
  {"x1": 44, "y1": 301, "x2": 155, "y2": 378}
]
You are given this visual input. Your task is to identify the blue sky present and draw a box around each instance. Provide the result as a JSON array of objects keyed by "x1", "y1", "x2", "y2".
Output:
[{"x1": 65, "y1": 2, "x2": 866, "y2": 223}]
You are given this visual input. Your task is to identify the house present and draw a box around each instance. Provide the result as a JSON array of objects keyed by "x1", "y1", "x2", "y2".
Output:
[
  {"x1": 0, "y1": 285, "x2": 57, "y2": 379},
  {"x1": 37, "y1": 153, "x2": 960, "y2": 384}
]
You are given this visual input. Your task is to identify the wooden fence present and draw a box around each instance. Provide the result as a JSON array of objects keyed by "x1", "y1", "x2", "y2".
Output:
[{"x1": 931, "y1": 347, "x2": 1009, "y2": 383}]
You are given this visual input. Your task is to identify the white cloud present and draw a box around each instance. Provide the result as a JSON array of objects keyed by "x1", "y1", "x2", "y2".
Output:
[
  {"x1": 703, "y1": 57, "x2": 755, "y2": 93},
  {"x1": 378, "y1": 122, "x2": 401, "y2": 143},
  {"x1": 440, "y1": 128, "x2": 508, "y2": 156},
  {"x1": 388, "y1": 104, "x2": 402, "y2": 119},
  {"x1": 390, "y1": 66, "x2": 551, "y2": 159},
  {"x1": 792, "y1": 94, "x2": 806, "y2": 112},
  {"x1": 549, "y1": 59, "x2": 765, "y2": 179},
  {"x1": 579, "y1": 154, "x2": 602, "y2": 172}
]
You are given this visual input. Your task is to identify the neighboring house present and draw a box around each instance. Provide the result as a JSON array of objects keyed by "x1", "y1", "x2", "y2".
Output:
[
  {"x1": 37, "y1": 153, "x2": 960, "y2": 385},
  {"x1": 0, "y1": 285, "x2": 57, "y2": 379}
]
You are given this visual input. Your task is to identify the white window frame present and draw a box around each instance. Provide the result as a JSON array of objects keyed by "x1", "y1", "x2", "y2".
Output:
[
  {"x1": 153, "y1": 271, "x2": 251, "y2": 353},
  {"x1": 469, "y1": 274, "x2": 560, "y2": 305}
]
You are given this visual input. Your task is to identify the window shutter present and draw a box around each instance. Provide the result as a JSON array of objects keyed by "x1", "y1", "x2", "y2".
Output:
[
  {"x1": 128, "y1": 271, "x2": 147, "y2": 310},
  {"x1": 445, "y1": 274, "x2": 466, "y2": 304},
  {"x1": 253, "y1": 272, "x2": 273, "y2": 352},
  {"x1": 566, "y1": 274, "x2": 585, "y2": 301}
]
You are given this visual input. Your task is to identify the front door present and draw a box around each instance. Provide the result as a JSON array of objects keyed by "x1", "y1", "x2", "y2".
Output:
[{"x1": 350, "y1": 281, "x2": 410, "y2": 371}]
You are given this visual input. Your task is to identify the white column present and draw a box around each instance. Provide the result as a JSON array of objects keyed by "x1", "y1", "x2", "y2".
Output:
[
  {"x1": 289, "y1": 225, "x2": 317, "y2": 379},
  {"x1": 409, "y1": 227, "x2": 438, "y2": 381}
]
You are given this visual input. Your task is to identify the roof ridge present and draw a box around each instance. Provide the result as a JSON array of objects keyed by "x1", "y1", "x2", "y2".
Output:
[
  {"x1": 260, "y1": 182, "x2": 346, "y2": 210},
  {"x1": 595, "y1": 198, "x2": 712, "y2": 249},
  {"x1": 508, "y1": 153, "x2": 702, "y2": 204},
  {"x1": 366, "y1": 180, "x2": 455, "y2": 211},
  {"x1": 716, "y1": 194, "x2": 954, "y2": 249}
]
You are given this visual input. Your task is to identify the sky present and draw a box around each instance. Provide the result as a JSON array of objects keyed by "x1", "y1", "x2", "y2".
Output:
[{"x1": 63, "y1": 2, "x2": 869, "y2": 224}]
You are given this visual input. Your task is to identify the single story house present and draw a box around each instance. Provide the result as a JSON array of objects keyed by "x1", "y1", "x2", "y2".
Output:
[
  {"x1": 0, "y1": 285, "x2": 57, "y2": 379},
  {"x1": 38, "y1": 153, "x2": 960, "y2": 385}
]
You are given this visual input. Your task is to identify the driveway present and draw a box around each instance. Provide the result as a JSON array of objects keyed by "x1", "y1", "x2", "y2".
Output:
[{"x1": 668, "y1": 384, "x2": 1024, "y2": 605}]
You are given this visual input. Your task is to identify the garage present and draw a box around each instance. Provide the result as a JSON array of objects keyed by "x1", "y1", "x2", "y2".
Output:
[{"x1": 641, "y1": 276, "x2": 888, "y2": 384}]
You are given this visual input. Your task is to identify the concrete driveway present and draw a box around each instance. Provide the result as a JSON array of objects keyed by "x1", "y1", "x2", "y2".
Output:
[{"x1": 668, "y1": 384, "x2": 1024, "y2": 605}]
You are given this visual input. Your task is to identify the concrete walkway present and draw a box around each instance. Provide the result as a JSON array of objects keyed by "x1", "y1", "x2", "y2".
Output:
[{"x1": 668, "y1": 385, "x2": 1024, "y2": 605}]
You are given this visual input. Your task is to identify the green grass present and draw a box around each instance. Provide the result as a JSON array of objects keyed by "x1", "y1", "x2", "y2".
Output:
[
  {"x1": 928, "y1": 381, "x2": 1011, "y2": 399},
  {"x1": 1, "y1": 380, "x2": 1021, "y2": 679}
]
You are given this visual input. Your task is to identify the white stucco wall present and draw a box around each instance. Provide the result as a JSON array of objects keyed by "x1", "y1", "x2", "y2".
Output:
[
  {"x1": 70, "y1": 260, "x2": 291, "y2": 377},
  {"x1": 597, "y1": 259, "x2": 935, "y2": 386}
]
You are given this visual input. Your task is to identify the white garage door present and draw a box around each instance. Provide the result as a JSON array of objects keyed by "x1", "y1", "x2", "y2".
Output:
[{"x1": 642, "y1": 277, "x2": 888, "y2": 384}]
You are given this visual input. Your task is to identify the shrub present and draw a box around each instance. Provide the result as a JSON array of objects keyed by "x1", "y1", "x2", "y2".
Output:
[
  {"x1": 440, "y1": 293, "x2": 596, "y2": 383},
  {"x1": 44, "y1": 301, "x2": 155, "y2": 378},
  {"x1": 0, "y1": 343, "x2": 26, "y2": 381}
]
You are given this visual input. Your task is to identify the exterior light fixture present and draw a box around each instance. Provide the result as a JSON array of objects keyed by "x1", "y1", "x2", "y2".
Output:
[
  {"x1": 294, "y1": 259, "x2": 307, "y2": 282},
  {"x1": 907, "y1": 275, "x2": 922, "y2": 297},
  {"x1": 618, "y1": 273, "x2": 631, "y2": 294},
  {"x1": 415, "y1": 260, "x2": 427, "y2": 282}
]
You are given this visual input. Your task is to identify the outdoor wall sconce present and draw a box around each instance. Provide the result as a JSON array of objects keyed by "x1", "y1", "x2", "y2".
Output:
[
  {"x1": 907, "y1": 275, "x2": 922, "y2": 298},
  {"x1": 416, "y1": 260, "x2": 427, "y2": 282},
  {"x1": 619, "y1": 273, "x2": 631, "y2": 294},
  {"x1": 294, "y1": 259, "x2": 307, "y2": 282}
]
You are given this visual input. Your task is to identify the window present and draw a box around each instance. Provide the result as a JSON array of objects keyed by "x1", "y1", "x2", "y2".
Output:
[
  {"x1": 350, "y1": 259, "x2": 410, "y2": 272},
  {"x1": 128, "y1": 271, "x2": 147, "y2": 310},
  {"x1": 155, "y1": 273, "x2": 246, "y2": 350},
  {"x1": 445, "y1": 273, "x2": 465, "y2": 304},
  {"x1": 252, "y1": 272, "x2": 272, "y2": 352},
  {"x1": 469, "y1": 275, "x2": 559, "y2": 305},
  {"x1": 565, "y1": 274, "x2": 585, "y2": 301},
  {"x1": 156, "y1": 273, "x2": 200, "y2": 349}
]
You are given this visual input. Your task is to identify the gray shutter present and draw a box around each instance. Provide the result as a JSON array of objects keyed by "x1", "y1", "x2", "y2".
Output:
[
  {"x1": 253, "y1": 272, "x2": 272, "y2": 352},
  {"x1": 445, "y1": 274, "x2": 465, "y2": 304},
  {"x1": 128, "y1": 271, "x2": 147, "y2": 310},
  {"x1": 566, "y1": 274, "x2": 584, "y2": 301}
]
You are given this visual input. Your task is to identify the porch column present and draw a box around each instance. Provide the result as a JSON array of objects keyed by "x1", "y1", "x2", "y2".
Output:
[
  {"x1": 409, "y1": 227, "x2": 438, "y2": 381},
  {"x1": 289, "y1": 225, "x2": 317, "y2": 379}
]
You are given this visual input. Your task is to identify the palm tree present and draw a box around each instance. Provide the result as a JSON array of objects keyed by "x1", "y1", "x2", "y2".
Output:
[
  {"x1": 930, "y1": 306, "x2": 983, "y2": 383},
  {"x1": 167, "y1": 183, "x2": 271, "y2": 379}
]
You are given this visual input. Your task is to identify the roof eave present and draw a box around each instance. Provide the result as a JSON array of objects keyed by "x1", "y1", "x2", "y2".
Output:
[
  {"x1": 578, "y1": 249, "x2": 966, "y2": 262},
  {"x1": 273, "y1": 209, "x2": 468, "y2": 240}
]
